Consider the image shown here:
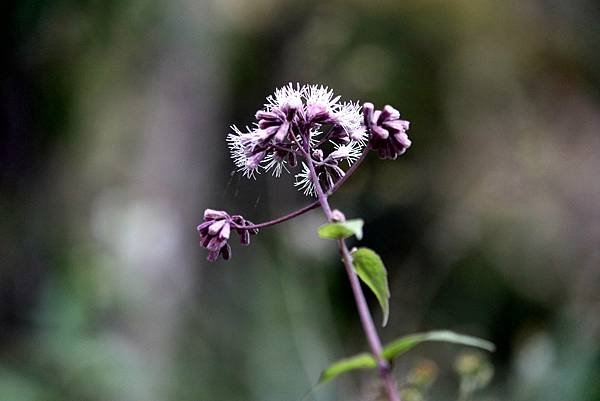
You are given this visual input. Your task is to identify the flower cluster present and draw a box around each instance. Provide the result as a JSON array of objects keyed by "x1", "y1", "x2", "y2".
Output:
[
  {"x1": 227, "y1": 84, "x2": 367, "y2": 189},
  {"x1": 197, "y1": 209, "x2": 258, "y2": 261}
]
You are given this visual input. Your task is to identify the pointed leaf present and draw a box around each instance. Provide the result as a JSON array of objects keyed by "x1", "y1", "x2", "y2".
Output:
[
  {"x1": 318, "y1": 353, "x2": 376, "y2": 384},
  {"x1": 352, "y1": 247, "x2": 390, "y2": 326},
  {"x1": 318, "y1": 219, "x2": 364, "y2": 240},
  {"x1": 383, "y1": 330, "x2": 495, "y2": 361},
  {"x1": 316, "y1": 331, "x2": 494, "y2": 385}
]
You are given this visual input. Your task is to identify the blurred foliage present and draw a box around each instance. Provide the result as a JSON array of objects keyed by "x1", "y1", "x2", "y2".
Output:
[{"x1": 2, "y1": 0, "x2": 600, "y2": 400}]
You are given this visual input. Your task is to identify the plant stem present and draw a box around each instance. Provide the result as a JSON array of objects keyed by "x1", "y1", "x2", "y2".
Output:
[
  {"x1": 231, "y1": 145, "x2": 370, "y2": 231},
  {"x1": 305, "y1": 148, "x2": 401, "y2": 401},
  {"x1": 235, "y1": 201, "x2": 321, "y2": 230}
]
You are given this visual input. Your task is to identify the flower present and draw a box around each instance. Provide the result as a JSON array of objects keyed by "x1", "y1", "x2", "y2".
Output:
[
  {"x1": 228, "y1": 83, "x2": 369, "y2": 184},
  {"x1": 303, "y1": 84, "x2": 340, "y2": 124},
  {"x1": 331, "y1": 101, "x2": 367, "y2": 145},
  {"x1": 262, "y1": 151, "x2": 290, "y2": 177},
  {"x1": 227, "y1": 126, "x2": 264, "y2": 179},
  {"x1": 264, "y1": 83, "x2": 304, "y2": 116},
  {"x1": 197, "y1": 209, "x2": 259, "y2": 261},
  {"x1": 294, "y1": 160, "x2": 345, "y2": 197},
  {"x1": 197, "y1": 209, "x2": 232, "y2": 261},
  {"x1": 363, "y1": 103, "x2": 411, "y2": 159},
  {"x1": 327, "y1": 141, "x2": 362, "y2": 166}
]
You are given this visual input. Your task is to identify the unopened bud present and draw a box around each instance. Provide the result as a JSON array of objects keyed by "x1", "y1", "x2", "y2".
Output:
[{"x1": 331, "y1": 209, "x2": 346, "y2": 222}]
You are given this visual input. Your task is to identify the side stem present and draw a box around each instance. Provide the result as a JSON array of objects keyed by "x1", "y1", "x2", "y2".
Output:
[
  {"x1": 304, "y1": 150, "x2": 401, "y2": 401},
  {"x1": 231, "y1": 145, "x2": 370, "y2": 231}
]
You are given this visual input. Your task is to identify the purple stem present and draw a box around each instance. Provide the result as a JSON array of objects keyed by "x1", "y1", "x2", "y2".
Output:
[
  {"x1": 304, "y1": 143, "x2": 401, "y2": 401},
  {"x1": 235, "y1": 201, "x2": 321, "y2": 230},
  {"x1": 230, "y1": 145, "x2": 370, "y2": 231}
]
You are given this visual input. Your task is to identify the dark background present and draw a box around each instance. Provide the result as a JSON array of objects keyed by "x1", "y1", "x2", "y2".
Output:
[{"x1": 2, "y1": 1, "x2": 600, "y2": 400}]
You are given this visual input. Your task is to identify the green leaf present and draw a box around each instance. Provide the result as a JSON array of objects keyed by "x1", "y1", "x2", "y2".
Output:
[
  {"x1": 318, "y1": 219, "x2": 364, "y2": 240},
  {"x1": 382, "y1": 330, "x2": 495, "y2": 361},
  {"x1": 351, "y1": 247, "x2": 390, "y2": 326},
  {"x1": 317, "y1": 330, "x2": 494, "y2": 385},
  {"x1": 318, "y1": 353, "x2": 376, "y2": 384}
]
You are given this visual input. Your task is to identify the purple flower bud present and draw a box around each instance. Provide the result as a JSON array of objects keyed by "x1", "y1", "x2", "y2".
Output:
[
  {"x1": 198, "y1": 210, "x2": 259, "y2": 261},
  {"x1": 253, "y1": 111, "x2": 292, "y2": 146},
  {"x1": 331, "y1": 209, "x2": 346, "y2": 222},
  {"x1": 363, "y1": 103, "x2": 411, "y2": 160}
]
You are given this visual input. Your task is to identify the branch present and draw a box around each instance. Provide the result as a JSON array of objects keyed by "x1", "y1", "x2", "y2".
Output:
[{"x1": 230, "y1": 144, "x2": 370, "y2": 231}]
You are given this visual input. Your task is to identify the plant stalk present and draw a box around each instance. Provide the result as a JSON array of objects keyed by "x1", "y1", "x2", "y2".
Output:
[{"x1": 305, "y1": 150, "x2": 401, "y2": 401}]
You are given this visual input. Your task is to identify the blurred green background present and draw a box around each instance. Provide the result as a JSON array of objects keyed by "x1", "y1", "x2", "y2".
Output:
[{"x1": 3, "y1": 0, "x2": 600, "y2": 400}]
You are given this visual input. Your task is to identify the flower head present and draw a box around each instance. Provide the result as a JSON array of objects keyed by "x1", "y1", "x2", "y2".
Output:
[
  {"x1": 294, "y1": 160, "x2": 345, "y2": 197},
  {"x1": 331, "y1": 101, "x2": 367, "y2": 145},
  {"x1": 363, "y1": 103, "x2": 411, "y2": 159},
  {"x1": 304, "y1": 85, "x2": 340, "y2": 124},
  {"x1": 328, "y1": 141, "x2": 362, "y2": 166},
  {"x1": 264, "y1": 83, "x2": 304, "y2": 119},
  {"x1": 226, "y1": 83, "x2": 370, "y2": 194},
  {"x1": 227, "y1": 125, "x2": 270, "y2": 178}
]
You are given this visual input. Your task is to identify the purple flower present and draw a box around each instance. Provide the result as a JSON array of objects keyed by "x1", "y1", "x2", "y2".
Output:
[
  {"x1": 363, "y1": 103, "x2": 411, "y2": 159},
  {"x1": 294, "y1": 160, "x2": 345, "y2": 196},
  {"x1": 304, "y1": 85, "x2": 339, "y2": 124},
  {"x1": 255, "y1": 106, "x2": 296, "y2": 145},
  {"x1": 227, "y1": 83, "x2": 370, "y2": 193},
  {"x1": 197, "y1": 209, "x2": 259, "y2": 262}
]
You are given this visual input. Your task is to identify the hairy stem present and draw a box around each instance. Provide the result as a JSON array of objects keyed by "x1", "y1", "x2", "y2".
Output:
[{"x1": 305, "y1": 146, "x2": 401, "y2": 401}]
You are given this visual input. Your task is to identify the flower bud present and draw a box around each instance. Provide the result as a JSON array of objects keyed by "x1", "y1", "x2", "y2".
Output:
[
  {"x1": 364, "y1": 103, "x2": 411, "y2": 159},
  {"x1": 331, "y1": 209, "x2": 346, "y2": 222},
  {"x1": 198, "y1": 210, "x2": 259, "y2": 261}
]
